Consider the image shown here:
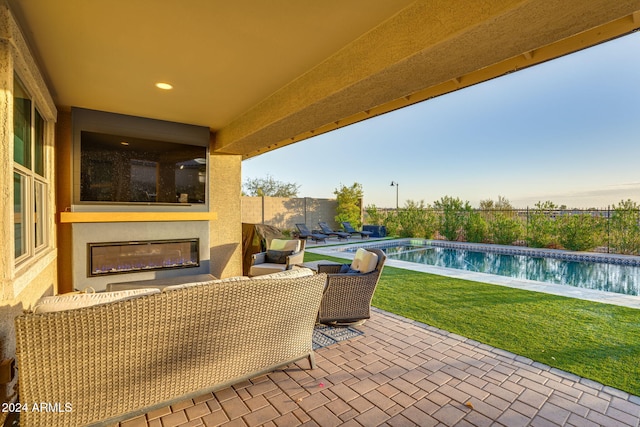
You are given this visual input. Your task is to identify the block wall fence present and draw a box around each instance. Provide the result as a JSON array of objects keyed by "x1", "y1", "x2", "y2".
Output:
[{"x1": 241, "y1": 196, "x2": 341, "y2": 232}]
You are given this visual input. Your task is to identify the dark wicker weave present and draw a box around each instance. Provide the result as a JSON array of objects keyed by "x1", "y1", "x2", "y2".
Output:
[
  {"x1": 317, "y1": 248, "x2": 386, "y2": 324},
  {"x1": 15, "y1": 274, "x2": 326, "y2": 427}
]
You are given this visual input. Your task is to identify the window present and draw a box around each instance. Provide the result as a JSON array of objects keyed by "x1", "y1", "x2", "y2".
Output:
[{"x1": 13, "y1": 74, "x2": 49, "y2": 263}]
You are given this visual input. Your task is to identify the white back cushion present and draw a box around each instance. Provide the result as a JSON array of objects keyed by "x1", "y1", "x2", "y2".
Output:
[
  {"x1": 269, "y1": 239, "x2": 300, "y2": 252},
  {"x1": 350, "y1": 248, "x2": 379, "y2": 274},
  {"x1": 32, "y1": 288, "x2": 160, "y2": 313},
  {"x1": 163, "y1": 275, "x2": 250, "y2": 291},
  {"x1": 251, "y1": 267, "x2": 314, "y2": 280}
]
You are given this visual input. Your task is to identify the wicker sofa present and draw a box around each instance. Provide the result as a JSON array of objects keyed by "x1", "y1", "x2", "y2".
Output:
[{"x1": 14, "y1": 269, "x2": 325, "y2": 427}]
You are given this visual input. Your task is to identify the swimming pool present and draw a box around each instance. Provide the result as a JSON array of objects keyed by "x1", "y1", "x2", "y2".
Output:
[{"x1": 345, "y1": 240, "x2": 640, "y2": 296}]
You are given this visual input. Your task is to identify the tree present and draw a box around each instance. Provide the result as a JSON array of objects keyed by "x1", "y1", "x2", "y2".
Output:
[
  {"x1": 243, "y1": 175, "x2": 300, "y2": 197},
  {"x1": 334, "y1": 183, "x2": 364, "y2": 228},
  {"x1": 479, "y1": 195, "x2": 513, "y2": 210}
]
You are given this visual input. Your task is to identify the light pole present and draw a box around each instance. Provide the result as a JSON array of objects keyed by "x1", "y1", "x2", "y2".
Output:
[{"x1": 390, "y1": 181, "x2": 399, "y2": 209}]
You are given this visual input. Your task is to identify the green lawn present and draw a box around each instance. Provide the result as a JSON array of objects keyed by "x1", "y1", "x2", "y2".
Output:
[{"x1": 304, "y1": 252, "x2": 640, "y2": 396}]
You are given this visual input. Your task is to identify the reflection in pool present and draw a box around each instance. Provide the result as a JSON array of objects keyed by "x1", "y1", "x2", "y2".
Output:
[{"x1": 352, "y1": 243, "x2": 640, "y2": 296}]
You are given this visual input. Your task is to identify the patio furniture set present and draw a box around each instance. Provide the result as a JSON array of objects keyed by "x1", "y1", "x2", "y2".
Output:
[
  {"x1": 248, "y1": 236, "x2": 386, "y2": 324},
  {"x1": 14, "y1": 237, "x2": 386, "y2": 427}
]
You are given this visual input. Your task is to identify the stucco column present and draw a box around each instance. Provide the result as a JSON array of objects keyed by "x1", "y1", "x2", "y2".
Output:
[
  {"x1": 208, "y1": 152, "x2": 243, "y2": 278},
  {"x1": 0, "y1": 36, "x2": 13, "y2": 301},
  {"x1": 0, "y1": 7, "x2": 16, "y2": 412}
]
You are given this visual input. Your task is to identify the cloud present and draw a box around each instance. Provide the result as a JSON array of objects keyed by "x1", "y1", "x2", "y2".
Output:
[{"x1": 512, "y1": 183, "x2": 640, "y2": 208}]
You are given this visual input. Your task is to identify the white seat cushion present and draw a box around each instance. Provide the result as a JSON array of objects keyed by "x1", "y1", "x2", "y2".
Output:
[
  {"x1": 249, "y1": 263, "x2": 288, "y2": 277},
  {"x1": 32, "y1": 288, "x2": 160, "y2": 313},
  {"x1": 350, "y1": 248, "x2": 379, "y2": 274}
]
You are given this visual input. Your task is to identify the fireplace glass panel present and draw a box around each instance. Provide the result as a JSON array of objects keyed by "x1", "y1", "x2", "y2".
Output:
[{"x1": 88, "y1": 239, "x2": 199, "y2": 277}]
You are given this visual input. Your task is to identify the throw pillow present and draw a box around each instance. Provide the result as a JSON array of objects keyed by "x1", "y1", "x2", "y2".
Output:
[
  {"x1": 266, "y1": 249, "x2": 293, "y2": 264},
  {"x1": 350, "y1": 248, "x2": 379, "y2": 273},
  {"x1": 339, "y1": 264, "x2": 361, "y2": 274}
]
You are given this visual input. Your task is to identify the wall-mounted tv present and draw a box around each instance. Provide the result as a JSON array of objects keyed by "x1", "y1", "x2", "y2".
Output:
[
  {"x1": 73, "y1": 108, "x2": 210, "y2": 206},
  {"x1": 80, "y1": 131, "x2": 206, "y2": 204}
]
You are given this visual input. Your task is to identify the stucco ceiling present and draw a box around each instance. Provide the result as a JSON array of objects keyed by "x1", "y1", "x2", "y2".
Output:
[{"x1": 7, "y1": 0, "x2": 640, "y2": 158}]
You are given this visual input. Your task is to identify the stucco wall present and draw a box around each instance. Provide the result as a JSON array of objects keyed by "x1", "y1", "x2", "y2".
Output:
[
  {"x1": 0, "y1": 263, "x2": 56, "y2": 406},
  {"x1": 0, "y1": 1, "x2": 58, "y2": 413},
  {"x1": 210, "y1": 154, "x2": 243, "y2": 278},
  {"x1": 241, "y1": 196, "x2": 339, "y2": 231}
]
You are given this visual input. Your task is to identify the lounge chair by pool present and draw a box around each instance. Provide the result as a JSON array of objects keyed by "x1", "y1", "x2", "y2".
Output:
[
  {"x1": 296, "y1": 224, "x2": 328, "y2": 243},
  {"x1": 341, "y1": 221, "x2": 373, "y2": 239},
  {"x1": 318, "y1": 222, "x2": 350, "y2": 240}
]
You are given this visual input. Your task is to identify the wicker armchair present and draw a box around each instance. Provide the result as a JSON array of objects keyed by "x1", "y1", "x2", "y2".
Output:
[
  {"x1": 317, "y1": 248, "x2": 386, "y2": 325},
  {"x1": 249, "y1": 238, "x2": 305, "y2": 276}
]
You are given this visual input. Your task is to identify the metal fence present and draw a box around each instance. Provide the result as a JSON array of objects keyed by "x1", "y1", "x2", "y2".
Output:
[{"x1": 367, "y1": 207, "x2": 640, "y2": 255}]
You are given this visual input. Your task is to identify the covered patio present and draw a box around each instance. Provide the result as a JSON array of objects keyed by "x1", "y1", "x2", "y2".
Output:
[
  {"x1": 3, "y1": 1, "x2": 640, "y2": 426},
  {"x1": 120, "y1": 308, "x2": 640, "y2": 427}
]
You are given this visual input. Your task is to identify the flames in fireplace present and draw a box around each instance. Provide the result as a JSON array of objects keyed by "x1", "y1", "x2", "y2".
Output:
[{"x1": 88, "y1": 239, "x2": 199, "y2": 277}]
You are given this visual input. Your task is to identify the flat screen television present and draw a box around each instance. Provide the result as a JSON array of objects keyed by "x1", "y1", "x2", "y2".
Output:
[{"x1": 80, "y1": 131, "x2": 207, "y2": 204}]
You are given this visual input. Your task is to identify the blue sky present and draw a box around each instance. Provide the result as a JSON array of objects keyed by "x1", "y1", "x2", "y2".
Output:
[{"x1": 242, "y1": 32, "x2": 640, "y2": 209}]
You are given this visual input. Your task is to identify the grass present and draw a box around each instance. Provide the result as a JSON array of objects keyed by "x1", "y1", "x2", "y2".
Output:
[{"x1": 304, "y1": 252, "x2": 640, "y2": 396}]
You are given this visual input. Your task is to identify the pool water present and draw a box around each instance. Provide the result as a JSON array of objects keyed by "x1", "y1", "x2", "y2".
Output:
[{"x1": 379, "y1": 245, "x2": 640, "y2": 296}]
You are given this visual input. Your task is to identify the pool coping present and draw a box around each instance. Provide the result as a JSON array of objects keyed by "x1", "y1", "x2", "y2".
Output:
[{"x1": 306, "y1": 238, "x2": 640, "y2": 310}]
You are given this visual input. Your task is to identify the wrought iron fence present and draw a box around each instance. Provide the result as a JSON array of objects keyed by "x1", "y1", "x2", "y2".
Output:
[{"x1": 366, "y1": 207, "x2": 640, "y2": 255}]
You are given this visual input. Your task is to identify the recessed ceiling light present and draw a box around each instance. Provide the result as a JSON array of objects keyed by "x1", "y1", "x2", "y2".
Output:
[{"x1": 155, "y1": 82, "x2": 173, "y2": 90}]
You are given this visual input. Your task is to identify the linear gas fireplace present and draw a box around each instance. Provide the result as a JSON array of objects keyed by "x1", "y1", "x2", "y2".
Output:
[{"x1": 88, "y1": 238, "x2": 199, "y2": 277}]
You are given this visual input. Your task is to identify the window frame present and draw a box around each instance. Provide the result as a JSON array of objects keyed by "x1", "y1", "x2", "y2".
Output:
[{"x1": 13, "y1": 74, "x2": 50, "y2": 265}]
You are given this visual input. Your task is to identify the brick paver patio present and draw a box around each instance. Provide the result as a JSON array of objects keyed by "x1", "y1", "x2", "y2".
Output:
[{"x1": 120, "y1": 308, "x2": 640, "y2": 427}]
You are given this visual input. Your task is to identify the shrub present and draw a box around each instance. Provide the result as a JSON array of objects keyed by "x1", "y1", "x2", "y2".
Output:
[
  {"x1": 433, "y1": 196, "x2": 469, "y2": 241},
  {"x1": 526, "y1": 201, "x2": 558, "y2": 248},
  {"x1": 609, "y1": 199, "x2": 640, "y2": 255},
  {"x1": 489, "y1": 212, "x2": 523, "y2": 245},
  {"x1": 281, "y1": 229, "x2": 293, "y2": 238},
  {"x1": 557, "y1": 213, "x2": 604, "y2": 251},
  {"x1": 364, "y1": 204, "x2": 385, "y2": 226},
  {"x1": 365, "y1": 204, "x2": 407, "y2": 237},
  {"x1": 396, "y1": 200, "x2": 438, "y2": 238},
  {"x1": 464, "y1": 210, "x2": 489, "y2": 243},
  {"x1": 383, "y1": 210, "x2": 400, "y2": 237}
]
